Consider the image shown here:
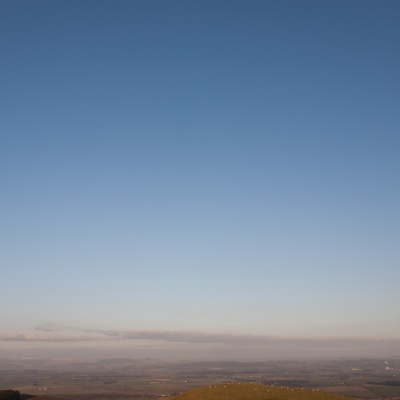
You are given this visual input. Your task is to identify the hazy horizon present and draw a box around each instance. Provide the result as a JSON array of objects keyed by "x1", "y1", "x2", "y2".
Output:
[
  {"x1": 1, "y1": 0, "x2": 399, "y2": 361},
  {"x1": 1, "y1": 328, "x2": 399, "y2": 361}
]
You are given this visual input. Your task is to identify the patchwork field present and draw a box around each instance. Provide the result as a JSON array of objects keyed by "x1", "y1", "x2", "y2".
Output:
[{"x1": 1, "y1": 358, "x2": 400, "y2": 400}]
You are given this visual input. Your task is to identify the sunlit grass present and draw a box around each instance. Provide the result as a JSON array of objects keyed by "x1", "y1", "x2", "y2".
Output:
[{"x1": 168, "y1": 383, "x2": 355, "y2": 400}]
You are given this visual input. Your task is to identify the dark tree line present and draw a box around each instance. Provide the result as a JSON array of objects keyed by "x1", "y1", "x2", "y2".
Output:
[{"x1": 0, "y1": 390, "x2": 21, "y2": 400}]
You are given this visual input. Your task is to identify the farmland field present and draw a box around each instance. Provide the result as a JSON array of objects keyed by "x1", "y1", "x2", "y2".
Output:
[{"x1": 1, "y1": 358, "x2": 400, "y2": 400}]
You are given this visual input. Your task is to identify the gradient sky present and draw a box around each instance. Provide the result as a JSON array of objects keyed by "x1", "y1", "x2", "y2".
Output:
[{"x1": 1, "y1": 0, "x2": 400, "y2": 360}]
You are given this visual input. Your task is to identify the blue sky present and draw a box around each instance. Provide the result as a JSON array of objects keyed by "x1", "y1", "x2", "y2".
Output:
[{"x1": 1, "y1": 0, "x2": 400, "y2": 360}]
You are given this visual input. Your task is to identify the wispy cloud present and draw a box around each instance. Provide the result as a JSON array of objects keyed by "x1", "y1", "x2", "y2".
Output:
[
  {"x1": 95, "y1": 330, "x2": 400, "y2": 347},
  {"x1": 1, "y1": 329, "x2": 399, "y2": 348},
  {"x1": 0, "y1": 332, "x2": 114, "y2": 342}
]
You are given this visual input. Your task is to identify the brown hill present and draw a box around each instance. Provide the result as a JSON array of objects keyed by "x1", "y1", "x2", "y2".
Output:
[{"x1": 167, "y1": 383, "x2": 355, "y2": 400}]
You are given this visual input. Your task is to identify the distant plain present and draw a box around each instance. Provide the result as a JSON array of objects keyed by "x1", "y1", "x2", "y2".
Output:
[{"x1": 1, "y1": 358, "x2": 400, "y2": 400}]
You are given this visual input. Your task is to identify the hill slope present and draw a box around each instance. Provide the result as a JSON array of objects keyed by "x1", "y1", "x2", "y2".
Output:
[{"x1": 168, "y1": 383, "x2": 355, "y2": 400}]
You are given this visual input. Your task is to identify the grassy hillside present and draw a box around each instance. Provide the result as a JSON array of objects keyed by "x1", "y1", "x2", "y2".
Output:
[{"x1": 168, "y1": 383, "x2": 355, "y2": 400}]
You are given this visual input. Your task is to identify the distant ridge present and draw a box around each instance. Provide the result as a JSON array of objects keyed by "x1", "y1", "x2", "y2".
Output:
[{"x1": 167, "y1": 383, "x2": 355, "y2": 400}]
